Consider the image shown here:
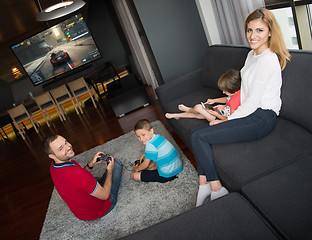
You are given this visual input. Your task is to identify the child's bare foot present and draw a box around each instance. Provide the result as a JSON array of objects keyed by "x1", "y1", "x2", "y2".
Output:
[
  {"x1": 165, "y1": 113, "x2": 180, "y2": 119},
  {"x1": 178, "y1": 104, "x2": 191, "y2": 112}
]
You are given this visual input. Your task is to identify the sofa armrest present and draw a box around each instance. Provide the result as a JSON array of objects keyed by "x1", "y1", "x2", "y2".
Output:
[{"x1": 156, "y1": 68, "x2": 202, "y2": 105}]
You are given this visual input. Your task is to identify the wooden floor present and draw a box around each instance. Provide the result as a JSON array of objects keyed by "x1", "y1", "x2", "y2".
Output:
[{"x1": 0, "y1": 86, "x2": 196, "y2": 240}]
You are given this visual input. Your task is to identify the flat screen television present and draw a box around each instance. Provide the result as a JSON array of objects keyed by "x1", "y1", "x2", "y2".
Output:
[{"x1": 11, "y1": 14, "x2": 101, "y2": 86}]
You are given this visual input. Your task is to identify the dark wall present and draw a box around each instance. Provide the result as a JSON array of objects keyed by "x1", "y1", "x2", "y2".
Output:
[
  {"x1": 0, "y1": 79, "x2": 14, "y2": 111},
  {"x1": 133, "y1": 0, "x2": 208, "y2": 83},
  {"x1": 10, "y1": 76, "x2": 43, "y2": 104},
  {"x1": 87, "y1": 0, "x2": 129, "y2": 68}
]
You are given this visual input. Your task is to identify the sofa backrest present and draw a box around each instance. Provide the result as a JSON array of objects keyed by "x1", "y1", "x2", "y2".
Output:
[
  {"x1": 280, "y1": 50, "x2": 312, "y2": 133},
  {"x1": 202, "y1": 45, "x2": 312, "y2": 132},
  {"x1": 201, "y1": 45, "x2": 250, "y2": 89}
]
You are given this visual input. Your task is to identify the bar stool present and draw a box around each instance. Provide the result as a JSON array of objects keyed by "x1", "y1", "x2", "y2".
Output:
[
  {"x1": 33, "y1": 92, "x2": 65, "y2": 126},
  {"x1": 7, "y1": 104, "x2": 39, "y2": 140},
  {"x1": 67, "y1": 77, "x2": 98, "y2": 113},
  {"x1": 49, "y1": 84, "x2": 82, "y2": 118}
]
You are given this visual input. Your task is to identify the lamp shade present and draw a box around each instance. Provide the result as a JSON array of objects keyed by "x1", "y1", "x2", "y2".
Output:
[{"x1": 36, "y1": 0, "x2": 86, "y2": 21}]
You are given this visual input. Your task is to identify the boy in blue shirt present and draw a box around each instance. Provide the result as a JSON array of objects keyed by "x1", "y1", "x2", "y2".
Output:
[{"x1": 131, "y1": 119, "x2": 183, "y2": 183}]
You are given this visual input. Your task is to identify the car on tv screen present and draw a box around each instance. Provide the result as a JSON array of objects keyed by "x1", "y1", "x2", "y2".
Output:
[{"x1": 50, "y1": 50, "x2": 71, "y2": 66}]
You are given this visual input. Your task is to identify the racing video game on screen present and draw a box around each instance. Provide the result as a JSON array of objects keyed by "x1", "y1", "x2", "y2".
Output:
[{"x1": 11, "y1": 14, "x2": 101, "y2": 86}]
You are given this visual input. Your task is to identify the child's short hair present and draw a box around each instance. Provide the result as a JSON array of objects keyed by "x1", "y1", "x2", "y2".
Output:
[
  {"x1": 134, "y1": 119, "x2": 152, "y2": 131},
  {"x1": 218, "y1": 69, "x2": 241, "y2": 94}
]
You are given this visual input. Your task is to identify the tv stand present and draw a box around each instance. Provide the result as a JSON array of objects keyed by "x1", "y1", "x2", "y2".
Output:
[{"x1": 108, "y1": 74, "x2": 150, "y2": 117}]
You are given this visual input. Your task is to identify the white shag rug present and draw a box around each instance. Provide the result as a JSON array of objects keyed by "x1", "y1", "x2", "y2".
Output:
[{"x1": 40, "y1": 120, "x2": 198, "y2": 240}]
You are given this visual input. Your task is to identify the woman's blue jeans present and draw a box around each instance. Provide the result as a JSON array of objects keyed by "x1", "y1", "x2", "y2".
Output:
[
  {"x1": 191, "y1": 108, "x2": 277, "y2": 182},
  {"x1": 97, "y1": 158, "x2": 123, "y2": 214}
]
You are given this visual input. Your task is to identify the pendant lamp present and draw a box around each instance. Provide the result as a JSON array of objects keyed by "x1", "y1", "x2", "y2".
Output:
[{"x1": 36, "y1": 0, "x2": 85, "y2": 21}]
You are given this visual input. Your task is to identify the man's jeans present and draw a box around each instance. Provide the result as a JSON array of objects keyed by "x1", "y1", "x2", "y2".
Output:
[{"x1": 97, "y1": 158, "x2": 123, "y2": 215}]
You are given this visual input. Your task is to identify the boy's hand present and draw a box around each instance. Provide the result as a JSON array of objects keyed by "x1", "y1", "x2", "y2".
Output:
[
  {"x1": 132, "y1": 157, "x2": 149, "y2": 172},
  {"x1": 132, "y1": 164, "x2": 138, "y2": 172},
  {"x1": 133, "y1": 154, "x2": 145, "y2": 171},
  {"x1": 132, "y1": 164, "x2": 139, "y2": 172}
]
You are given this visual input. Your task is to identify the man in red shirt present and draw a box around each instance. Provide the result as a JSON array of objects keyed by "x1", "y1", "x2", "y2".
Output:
[{"x1": 43, "y1": 135, "x2": 123, "y2": 220}]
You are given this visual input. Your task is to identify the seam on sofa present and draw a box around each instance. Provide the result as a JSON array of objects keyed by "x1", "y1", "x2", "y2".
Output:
[
  {"x1": 240, "y1": 151, "x2": 312, "y2": 187},
  {"x1": 234, "y1": 193, "x2": 284, "y2": 239},
  {"x1": 241, "y1": 192, "x2": 289, "y2": 240}
]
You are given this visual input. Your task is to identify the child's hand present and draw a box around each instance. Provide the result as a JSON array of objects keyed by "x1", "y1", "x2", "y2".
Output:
[
  {"x1": 205, "y1": 99, "x2": 215, "y2": 104},
  {"x1": 214, "y1": 105, "x2": 225, "y2": 111},
  {"x1": 208, "y1": 109, "x2": 217, "y2": 116},
  {"x1": 132, "y1": 164, "x2": 139, "y2": 172}
]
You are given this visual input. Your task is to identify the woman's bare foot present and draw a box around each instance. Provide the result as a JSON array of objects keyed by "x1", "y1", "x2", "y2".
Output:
[
  {"x1": 165, "y1": 113, "x2": 180, "y2": 119},
  {"x1": 178, "y1": 104, "x2": 191, "y2": 112}
]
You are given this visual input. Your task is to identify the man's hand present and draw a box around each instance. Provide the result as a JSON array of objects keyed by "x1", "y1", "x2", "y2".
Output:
[
  {"x1": 106, "y1": 156, "x2": 115, "y2": 172},
  {"x1": 91, "y1": 156, "x2": 114, "y2": 201},
  {"x1": 84, "y1": 152, "x2": 104, "y2": 171},
  {"x1": 90, "y1": 152, "x2": 104, "y2": 167}
]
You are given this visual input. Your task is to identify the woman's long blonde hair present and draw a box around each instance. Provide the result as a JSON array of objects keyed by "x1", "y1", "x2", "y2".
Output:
[{"x1": 245, "y1": 8, "x2": 291, "y2": 70}]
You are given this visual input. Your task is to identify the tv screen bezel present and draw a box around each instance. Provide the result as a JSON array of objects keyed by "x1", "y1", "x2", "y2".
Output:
[{"x1": 10, "y1": 13, "x2": 102, "y2": 87}]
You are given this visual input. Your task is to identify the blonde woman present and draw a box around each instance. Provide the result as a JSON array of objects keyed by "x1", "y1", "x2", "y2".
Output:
[{"x1": 192, "y1": 8, "x2": 291, "y2": 207}]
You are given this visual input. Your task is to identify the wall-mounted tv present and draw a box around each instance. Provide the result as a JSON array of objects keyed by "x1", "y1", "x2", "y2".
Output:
[{"x1": 11, "y1": 14, "x2": 101, "y2": 86}]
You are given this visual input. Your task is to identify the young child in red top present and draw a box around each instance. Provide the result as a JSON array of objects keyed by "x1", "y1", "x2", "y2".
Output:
[{"x1": 165, "y1": 69, "x2": 241, "y2": 123}]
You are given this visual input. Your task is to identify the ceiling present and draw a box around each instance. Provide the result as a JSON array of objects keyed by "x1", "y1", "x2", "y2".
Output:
[{"x1": 0, "y1": 0, "x2": 90, "y2": 84}]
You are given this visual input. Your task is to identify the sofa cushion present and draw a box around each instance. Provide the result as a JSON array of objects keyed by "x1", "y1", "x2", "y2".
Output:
[
  {"x1": 280, "y1": 50, "x2": 312, "y2": 133},
  {"x1": 201, "y1": 45, "x2": 250, "y2": 89},
  {"x1": 163, "y1": 87, "x2": 222, "y2": 148},
  {"x1": 119, "y1": 193, "x2": 280, "y2": 240},
  {"x1": 156, "y1": 68, "x2": 203, "y2": 107},
  {"x1": 242, "y1": 154, "x2": 312, "y2": 240},
  {"x1": 213, "y1": 117, "x2": 312, "y2": 192}
]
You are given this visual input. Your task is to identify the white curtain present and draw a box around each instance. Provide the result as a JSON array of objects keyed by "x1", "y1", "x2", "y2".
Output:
[{"x1": 212, "y1": 0, "x2": 265, "y2": 45}]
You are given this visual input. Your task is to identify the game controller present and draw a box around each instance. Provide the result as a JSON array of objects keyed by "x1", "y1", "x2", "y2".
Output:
[
  {"x1": 201, "y1": 102, "x2": 224, "y2": 114},
  {"x1": 134, "y1": 159, "x2": 143, "y2": 166},
  {"x1": 97, "y1": 153, "x2": 112, "y2": 164}
]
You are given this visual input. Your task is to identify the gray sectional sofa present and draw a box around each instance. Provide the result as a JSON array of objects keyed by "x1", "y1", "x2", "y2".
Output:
[{"x1": 121, "y1": 45, "x2": 312, "y2": 239}]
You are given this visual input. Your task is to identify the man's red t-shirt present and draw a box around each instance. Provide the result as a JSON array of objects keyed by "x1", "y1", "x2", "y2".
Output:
[{"x1": 50, "y1": 160, "x2": 112, "y2": 220}]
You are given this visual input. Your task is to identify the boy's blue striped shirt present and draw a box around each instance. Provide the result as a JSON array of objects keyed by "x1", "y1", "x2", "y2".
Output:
[{"x1": 145, "y1": 134, "x2": 183, "y2": 177}]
